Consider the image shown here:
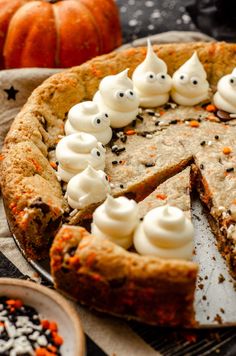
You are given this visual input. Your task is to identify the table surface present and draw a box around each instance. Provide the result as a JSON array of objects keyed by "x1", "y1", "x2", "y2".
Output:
[{"x1": 1, "y1": 1, "x2": 236, "y2": 355}]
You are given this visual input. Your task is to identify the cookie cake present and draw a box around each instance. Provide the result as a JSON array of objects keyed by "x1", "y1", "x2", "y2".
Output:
[{"x1": 2, "y1": 41, "x2": 236, "y2": 327}]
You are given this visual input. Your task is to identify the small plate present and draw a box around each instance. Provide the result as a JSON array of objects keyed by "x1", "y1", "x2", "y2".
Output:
[{"x1": 0, "y1": 278, "x2": 85, "y2": 355}]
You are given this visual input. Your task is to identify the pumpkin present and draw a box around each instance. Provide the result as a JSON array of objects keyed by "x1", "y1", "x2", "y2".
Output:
[{"x1": 0, "y1": 0, "x2": 122, "y2": 69}]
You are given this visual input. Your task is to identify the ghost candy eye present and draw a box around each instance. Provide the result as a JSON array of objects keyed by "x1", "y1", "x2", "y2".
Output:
[
  {"x1": 115, "y1": 90, "x2": 125, "y2": 100},
  {"x1": 91, "y1": 148, "x2": 102, "y2": 159},
  {"x1": 156, "y1": 73, "x2": 167, "y2": 83},
  {"x1": 126, "y1": 89, "x2": 135, "y2": 100},
  {"x1": 92, "y1": 116, "x2": 102, "y2": 127},
  {"x1": 229, "y1": 77, "x2": 236, "y2": 86},
  {"x1": 178, "y1": 73, "x2": 188, "y2": 84},
  {"x1": 191, "y1": 77, "x2": 199, "y2": 86},
  {"x1": 145, "y1": 71, "x2": 156, "y2": 83}
]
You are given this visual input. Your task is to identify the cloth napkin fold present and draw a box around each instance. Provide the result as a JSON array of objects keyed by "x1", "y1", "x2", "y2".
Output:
[{"x1": 0, "y1": 31, "x2": 212, "y2": 356}]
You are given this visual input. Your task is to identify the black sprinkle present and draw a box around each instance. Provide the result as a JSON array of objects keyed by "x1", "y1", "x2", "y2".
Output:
[
  {"x1": 112, "y1": 160, "x2": 118, "y2": 165},
  {"x1": 170, "y1": 119, "x2": 178, "y2": 124},
  {"x1": 200, "y1": 141, "x2": 206, "y2": 146},
  {"x1": 200, "y1": 164, "x2": 204, "y2": 170},
  {"x1": 227, "y1": 209, "x2": 232, "y2": 215},
  {"x1": 132, "y1": 119, "x2": 137, "y2": 127},
  {"x1": 215, "y1": 135, "x2": 219, "y2": 140},
  {"x1": 154, "y1": 120, "x2": 160, "y2": 126},
  {"x1": 140, "y1": 217, "x2": 144, "y2": 221},
  {"x1": 121, "y1": 136, "x2": 127, "y2": 143},
  {"x1": 226, "y1": 167, "x2": 234, "y2": 172},
  {"x1": 120, "y1": 184, "x2": 124, "y2": 188},
  {"x1": 144, "y1": 162, "x2": 155, "y2": 167},
  {"x1": 136, "y1": 114, "x2": 144, "y2": 121},
  {"x1": 147, "y1": 111, "x2": 155, "y2": 116},
  {"x1": 198, "y1": 118, "x2": 202, "y2": 122}
]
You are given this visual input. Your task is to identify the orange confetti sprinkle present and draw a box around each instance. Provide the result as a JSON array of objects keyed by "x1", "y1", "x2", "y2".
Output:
[
  {"x1": 125, "y1": 129, "x2": 136, "y2": 135},
  {"x1": 190, "y1": 120, "x2": 200, "y2": 128},
  {"x1": 49, "y1": 321, "x2": 58, "y2": 332},
  {"x1": 223, "y1": 147, "x2": 232, "y2": 155},
  {"x1": 156, "y1": 194, "x2": 167, "y2": 200},
  {"x1": 0, "y1": 154, "x2": 4, "y2": 161},
  {"x1": 50, "y1": 161, "x2": 57, "y2": 169},
  {"x1": 206, "y1": 104, "x2": 217, "y2": 112}
]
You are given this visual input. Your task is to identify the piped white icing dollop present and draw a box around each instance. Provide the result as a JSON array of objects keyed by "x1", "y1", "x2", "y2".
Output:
[
  {"x1": 65, "y1": 101, "x2": 112, "y2": 145},
  {"x1": 133, "y1": 205, "x2": 194, "y2": 260},
  {"x1": 132, "y1": 39, "x2": 172, "y2": 107},
  {"x1": 66, "y1": 165, "x2": 111, "y2": 209},
  {"x1": 56, "y1": 132, "x2": 106, "y2": 182},
  {"x1": 93, "y1": 69, "x2": 140, "y2": 128},
  {"x1": 213, "y1": 68, "x2": 236, "y2": 114},
  {"x1": 91, "y1": 195, "x2": 139, "y2": 249},
  {"x1": 171, "y1": 52, "x2": 209, "y2": 106}
]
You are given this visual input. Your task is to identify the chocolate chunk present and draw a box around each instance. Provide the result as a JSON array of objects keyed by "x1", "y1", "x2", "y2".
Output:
[
  {"x1": 216, "y1": 110, "x2": 231, "y2": 121},
  {"x1": 30, "y1": 198, "x2": 50, "y2": 214}
]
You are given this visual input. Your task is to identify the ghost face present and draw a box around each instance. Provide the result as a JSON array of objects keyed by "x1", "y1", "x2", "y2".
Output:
[
  {"x1": 91, "y1": 112, "x2": 110, "y2": 131},
  {"x1": 88, "y1": 142, "x2": 106, "y2": 169},
  {"x1": 100, "y1": 76, "x2": 139, "y2": 112},
  {"x1": 135, "y1": 71, "x2": 172, "y2": 95},
  {"x1": 172, "y1": 72, "x2": 208, "y2": 97}
]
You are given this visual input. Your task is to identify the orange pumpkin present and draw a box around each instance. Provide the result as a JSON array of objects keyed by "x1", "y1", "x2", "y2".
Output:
[{"x1": 0, "y1": 0, "x2": 122, "y2": 68}]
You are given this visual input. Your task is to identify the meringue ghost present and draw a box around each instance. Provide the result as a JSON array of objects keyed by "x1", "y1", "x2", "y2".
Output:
[
  {"x1": 91, "y1": 195, "x2": 139, "y2": 249},
  {"x1": 133, "y1": 205, "x2": 194, "y2": 260},
  {"x1": 56, "y1": 132, "x2": 106, "y2": 182},
  {"x1": 132, "y1": 39, "x2": 172, "y2": 107},
  {"x1": 66, "y1": 165, "x2": 111, "y2": 209},
  {"x1": 213, "y1": 68, "x2": 236, "y2": 113},
  {"x1": 93, "y1": 69, "x2": 140, "y2": 128},
  {"x1": 171, "y1": 52, "x2": 209, "y2": 106},
  {"x1": 65, "y1": 101, "x2": 112, "y2": 145}
]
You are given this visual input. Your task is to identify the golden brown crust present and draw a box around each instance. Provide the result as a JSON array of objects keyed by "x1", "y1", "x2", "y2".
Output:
[{"x1": 50, "y1": 226, "x2": 198, "y2": 327}]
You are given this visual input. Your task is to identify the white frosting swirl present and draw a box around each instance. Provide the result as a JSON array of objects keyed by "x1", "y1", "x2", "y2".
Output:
[
  {"x1": 65, "y1": 101, "x2": 112, "y2": 145},
  {"x1": 93, "y1": 69, "x2": 140, "y2": 128},
  {"x1": 132, "y1": 39, "x2": 172, "y2": 107},
  {"x1": 213, "y1": 68, "x2": 236, "y2": 113},
  {"x1": 91, "y1": 195, "x2": 139, "y2": 249},
  {"x1": 56, "y1": 132, "x2": 106, "y2": 182},
  {"x1": 133, "y1": 205, "x2": 194, "y2": 260},
  {"x1": 171, "y1": 52, "x2": 209, "y2": 106},
  {"x1": 66, "y1": 165, "x2": 111, "y2": 209}
]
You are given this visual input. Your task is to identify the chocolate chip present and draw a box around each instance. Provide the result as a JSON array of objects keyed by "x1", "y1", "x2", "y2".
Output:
[
  {"x1": 217, "y1": 110, "x2": 231, "y2": 121},
  {"x1": 30, "y1": 198, "x2": 50, "y2": 214}
]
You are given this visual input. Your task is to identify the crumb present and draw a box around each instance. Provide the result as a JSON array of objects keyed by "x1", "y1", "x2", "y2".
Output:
[
  {"x1": 218, "y1": 273, "x2": 225, "y2": 284},
  {"x1": 214, "y1": 314, "x2": 223, "y2": 324},
  {"x1": 220, "y1": 308, "x2": 225, "y2": 314},
  {"x1": 198, "y1": 283, "x2": 204, "y2": 290}
]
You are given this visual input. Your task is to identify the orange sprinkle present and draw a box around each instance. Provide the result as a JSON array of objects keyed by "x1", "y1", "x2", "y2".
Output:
[
  {"x1": 190, "y1": 120, "x2": 200, "y2": 128},
  {"x1": 0, "y1": 322, "x2": 4, "y2": 327},
  {"x1": 223, "y1": 147, "x2": 232, "y2": 155},
  {"x1": 206, "y1": 104, "x2": 217, "y2": 112},
  {"x1": 232, "y1": 199, "x2": 236, "y2": 205},
  {"x1": 41, "y1": 319, "x2": 50, "y2": 329},
  {"x1": 47, "y1": 345, "x2": 57, "y2": 353},
  {"x1": 6, "y1": 299, "x2": 22, "y2": 308},
  {"x1": 30, "y1": 158, "x2": 42, "y2": 173},
  {"x1": 125, "y1": 129, "x2": 136, "y2": 135},
  {"x1": 0, "y1": 154, "x2": 4, "y2": 161},
  {"x1": 50, "y1": 161, "x2": 57, "y2": 169},
  {"x1": 49, "y1": 321, "x2": 58, "y2": 332},
  {"x1": 159, "y1": 110, "x2": 165, "y2": 116},
  {"x1": 53, "y1": 333, "x2": 63, "y2": 346},
  {"x1": 156, "y1": 194, "x2": 167, "y2": 200}
]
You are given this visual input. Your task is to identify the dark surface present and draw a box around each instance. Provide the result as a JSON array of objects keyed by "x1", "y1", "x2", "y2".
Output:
[{"x1": 117, "y1": 0, "x2": 196, "y2": 43}]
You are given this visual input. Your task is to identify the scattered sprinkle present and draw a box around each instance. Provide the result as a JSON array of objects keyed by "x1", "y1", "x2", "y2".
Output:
[
  {"x1": 200, "y1": 141, "x2": 206, "y2": 146},
  {"x1": 223, "y1": 147, "x2": 232, "y2": 155},
  {"x1": 206, "y1": 104, "x2": 217, "y2": 112},
  {"x1": 200, "y1": 164, "x2": 204, "y2": 170},
  {"x1": 190, "y1": 120, "x2": 200, "y2": 128},
  {"x1": 125, "y1": 129, "x2": 136, "y2": 135},
  {"x1": 69, "y1": 209, "x2": 78, "y2": 217},
  {"x1": 226, "y1": 167, "x2": 234, "y2": 173},
  {"x1": 215, "y1": 135, "x2": 219, "y2": 140}
]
